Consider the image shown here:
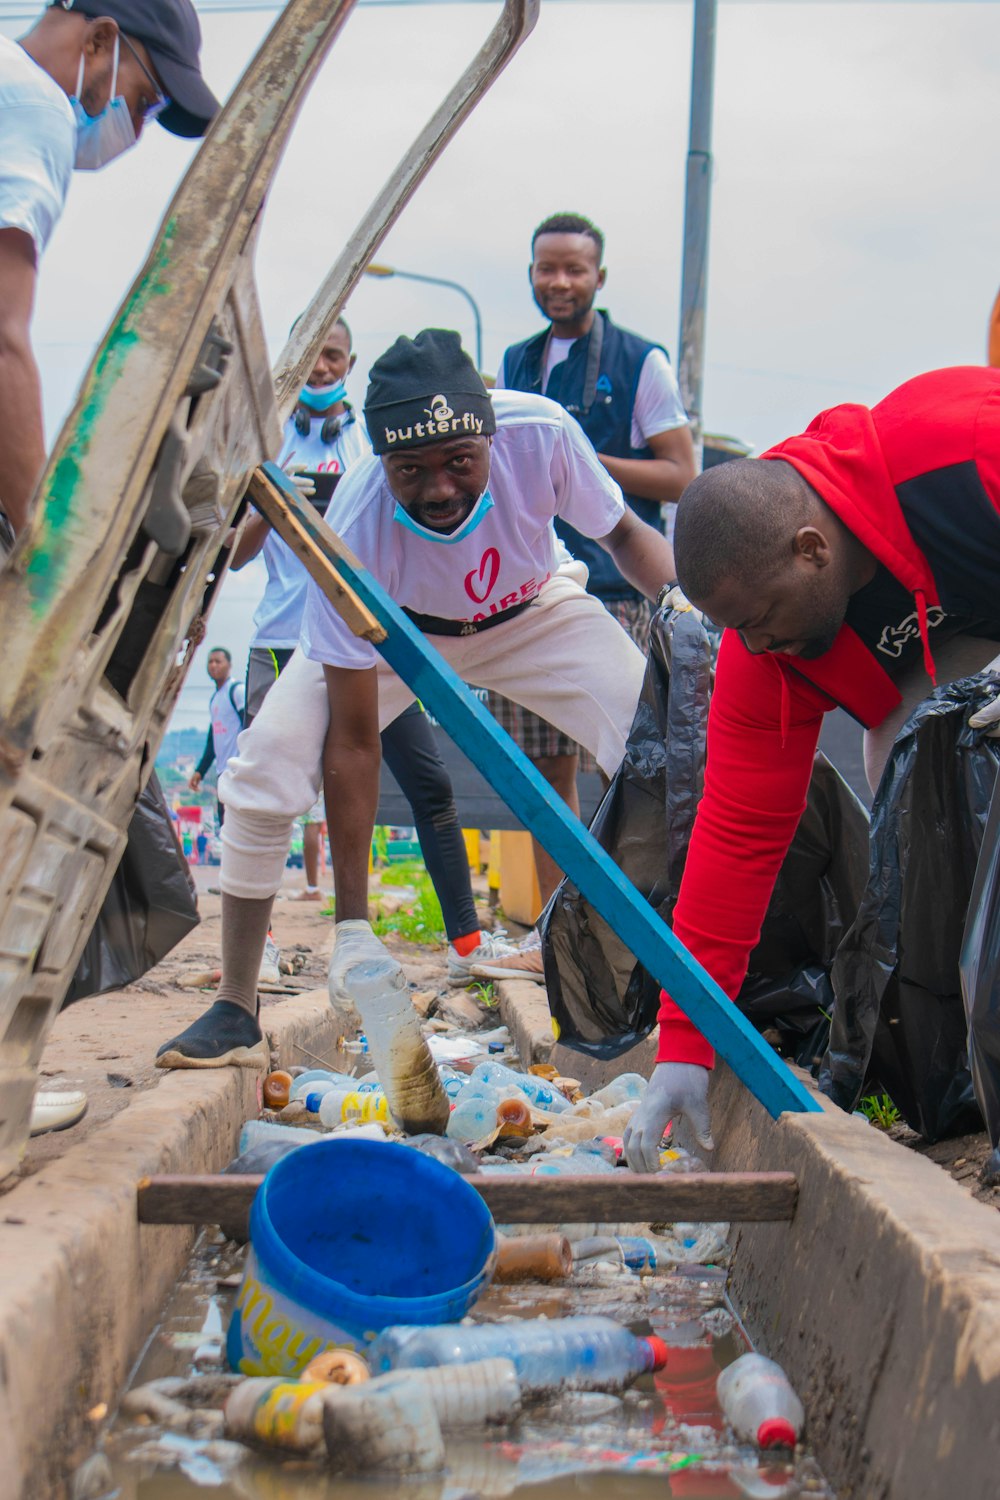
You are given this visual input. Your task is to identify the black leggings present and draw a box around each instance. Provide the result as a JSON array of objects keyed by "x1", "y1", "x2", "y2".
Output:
[{"x1": 380, "y1": 703, "x2": 478, "y2": 942}]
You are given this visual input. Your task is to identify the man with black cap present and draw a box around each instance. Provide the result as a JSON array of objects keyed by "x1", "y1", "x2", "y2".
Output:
[
  {"x1": 156, "y1": 329, "x2": 675, "y2": 1070},
  {"x1": 0, "y1": 0, "x2": 218, "y2": 539}
]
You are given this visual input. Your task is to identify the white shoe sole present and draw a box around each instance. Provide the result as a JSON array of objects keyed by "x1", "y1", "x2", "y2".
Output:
[
  {"x1": 155, "y1": 1039, "x2": 270, "y2": 1071},
  {"x1": 30, "y1": 1092, "x2": 88, "y2": 1136}
]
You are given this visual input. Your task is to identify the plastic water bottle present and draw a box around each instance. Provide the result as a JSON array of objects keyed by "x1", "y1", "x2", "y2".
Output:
[
  {"x1": 589, "y1": 1073, "x2": 648, "y2": 1109},
  {"x1": 369, "y1": 1315, "x2": 667, "y2": 1395},
  {"x1": 471, "y1": 1061, "x2": 570, "y2": 1114},
  {"x1": 224, "y1": 1378, "x2": 330, "y2": 1453},
  {"x1": 716, "y1": 1353, "x2": 804, "y2": 1449},
  {"x1": 338, "y1": 1359, "x2": 520, "y2": 1430},
  {"x1": 531, "y1": 1153, "x2": 615, "y2": 1177},
  {"x1": 447, "y1": 1083, "x2": 501, "y2": 1142},
  {"x1": 238, "y1": 1119, "x2": 323, "y2": 1155},
  {"x1": 318, "y1": 1088, "x2": 389, "y2": 1127},
  {"x1": 323, "y1": 1371, "x2": 445, "y2": 1474},
  {"x1": 345, "y1": 960, "x2": 449, "y2": 1134}
]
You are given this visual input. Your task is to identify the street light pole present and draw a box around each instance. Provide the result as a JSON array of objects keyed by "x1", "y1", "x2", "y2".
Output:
[
  {"x1": 677, "y1": 0, "x2": 717, "y2": 466},
  {"x1": 365, "y1": 262, "x2": 484, "y2": 371}
]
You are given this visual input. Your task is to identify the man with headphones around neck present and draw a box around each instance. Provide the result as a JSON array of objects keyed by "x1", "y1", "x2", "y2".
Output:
[{"x1": 233, "y1": 316, "x2": 366, "y2": 722}]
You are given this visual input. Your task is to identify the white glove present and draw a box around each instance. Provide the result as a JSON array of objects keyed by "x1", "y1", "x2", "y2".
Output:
[
  {"x1": 623, "y1": 1063, "x2": 714, "y2": 1173},
  {"x1": 659, "y1": 583, "x2": 704, "y2": 625},
  {"x1": 328, "y1": 919, "x2": 401, "y2": 1007},
  {"x1": 968, "y1": 656, "x2": 1000, "y2": 735},
  {"x1": 282, "y1": 462, "x2": 316, "y2": 500}
]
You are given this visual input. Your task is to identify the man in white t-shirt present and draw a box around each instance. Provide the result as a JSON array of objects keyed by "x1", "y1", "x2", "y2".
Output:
[
  {"x1": 0, "y1": 0, "x2": 218, "y2": 540},
  {"x1": 188, "y1": 646, "x2": 245, "y2": 826},
  {"x1": 154, "y1": 329, "x2": 675, "y2": 1071},
  {"x1": 482, "y1": 210, "x2": 697, "y2": 962}
]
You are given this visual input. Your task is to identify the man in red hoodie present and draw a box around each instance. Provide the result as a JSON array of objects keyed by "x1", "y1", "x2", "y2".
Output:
[{"x1": 623, "y1": 365, "x2": 1000, "y2": 1171}]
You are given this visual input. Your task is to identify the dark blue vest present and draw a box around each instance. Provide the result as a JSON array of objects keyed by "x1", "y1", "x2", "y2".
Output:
[{"x1": 502, "y1": 310, "x2": 665, "y2": 601}]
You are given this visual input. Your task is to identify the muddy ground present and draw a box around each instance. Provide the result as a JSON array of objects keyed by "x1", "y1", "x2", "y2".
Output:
[{"x1": 10, "y1": 862, "x2": 999, "y2": 1212}]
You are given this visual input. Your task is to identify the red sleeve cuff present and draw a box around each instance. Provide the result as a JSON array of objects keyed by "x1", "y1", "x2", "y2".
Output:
[{"x1": 656, "y1": 992, "x2": 716, "y2": 1068}]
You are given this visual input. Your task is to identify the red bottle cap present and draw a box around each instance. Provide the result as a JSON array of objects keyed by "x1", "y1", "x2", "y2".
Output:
[
  {"x1": 757, "y1": 1417, "x2": 797, "y2": 1449},
  {"x1": 644, "y1": 1335, "x2": 670, "y2": 1370}
]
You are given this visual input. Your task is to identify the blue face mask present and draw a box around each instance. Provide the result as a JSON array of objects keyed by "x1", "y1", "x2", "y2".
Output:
[
  {"x1": 392, "y1": 489, "x2": 494, "y2": 546},
  {"x1": 300, "y1": 381, "x2": 347, "y2": 412},
  {"x1": 71, "y1": 37, "x2": 137, "y2": 172}
]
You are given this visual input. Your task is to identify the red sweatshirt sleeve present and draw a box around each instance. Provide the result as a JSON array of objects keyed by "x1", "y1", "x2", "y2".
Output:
[{"x1": 657, "y1": 631, "x2": 827, "y2": 1067}]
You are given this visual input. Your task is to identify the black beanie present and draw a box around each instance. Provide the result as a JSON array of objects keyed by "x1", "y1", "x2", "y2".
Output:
[{"x1": 364, "y1": 329, "x2": 495, "y2": 456}]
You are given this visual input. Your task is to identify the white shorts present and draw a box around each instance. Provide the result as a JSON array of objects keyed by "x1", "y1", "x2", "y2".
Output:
[{"x1": 219, "y1": 572, "x2": 646, "y2": 899}]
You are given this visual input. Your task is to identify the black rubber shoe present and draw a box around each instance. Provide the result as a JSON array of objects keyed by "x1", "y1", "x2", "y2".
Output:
[{"x1": 156, "y1": 1001, "x2": 268, "y2": 1070}]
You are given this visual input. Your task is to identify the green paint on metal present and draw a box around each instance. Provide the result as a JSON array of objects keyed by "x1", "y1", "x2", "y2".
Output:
[{"x1": 25, "y1": 220, "x2": 178, "y2": 617}]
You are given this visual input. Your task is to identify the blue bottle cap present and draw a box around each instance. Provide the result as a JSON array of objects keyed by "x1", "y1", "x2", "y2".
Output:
[
  {"x1": 304, "y1": 1091, "x2": 323, "y2": 1114},
  {"x1": 488, "y1": 1042, "x2": 505, "y2": 1053}
]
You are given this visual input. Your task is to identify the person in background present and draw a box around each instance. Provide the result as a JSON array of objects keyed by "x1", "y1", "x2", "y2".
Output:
[
  {"x1": 189, "y1": 646, "x2": 245, "y2": 825},
  {"x1": 622, "y1": 365, "x2": 1000, "y2": 1172},
  {"x1": 0, "y1": 0, "x2": 217, "y2": 544},
  {"x1": 479, "y1": 211, "x2": 696, "y2": 975}
]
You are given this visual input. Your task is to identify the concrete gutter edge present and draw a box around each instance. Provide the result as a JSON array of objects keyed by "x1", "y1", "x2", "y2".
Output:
[
  {"x1": 0, "y1": 989, "x2": 338, "y2": 1500},
  {"x1": 711, "y1": 1063, "x2": 1000, "y2": 1500}
]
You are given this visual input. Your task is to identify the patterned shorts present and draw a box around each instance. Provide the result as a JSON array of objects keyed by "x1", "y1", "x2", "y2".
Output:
[{"x1": 487, "y1": 596, "x2": 652, "y2": 765}]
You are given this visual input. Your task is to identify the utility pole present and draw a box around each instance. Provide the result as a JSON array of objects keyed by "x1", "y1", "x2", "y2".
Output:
[{"x1": 677, "y1": 0, "x2": 717, "y2": 466}]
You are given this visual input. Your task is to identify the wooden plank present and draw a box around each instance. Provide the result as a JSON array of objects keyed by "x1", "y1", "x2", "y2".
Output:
[
  {"x1": 137, "y1": 1170, "x2": 797, "y2": 1239},
  {"x1": 248, "y1": 467, "x2": 386, "y2": 644},
  {"x1": 258, "y1": 460, "x2": 823, "y2": 1122}
]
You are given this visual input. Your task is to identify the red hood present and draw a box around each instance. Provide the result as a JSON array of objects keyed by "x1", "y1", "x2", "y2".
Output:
[{"x1": 761, "y1": 401, "x2": 939, "y2": 607}]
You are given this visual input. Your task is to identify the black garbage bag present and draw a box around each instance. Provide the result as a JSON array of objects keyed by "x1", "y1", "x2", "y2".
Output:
[
  {"x1": 820, "y1": 678, "x2": 1000, "y2": 1141},
  {"x1": 543, "y1": 605, "x2": 869, "y2": 1064},
  {"x1": 960, "y1": 774, "x2": 1000, "y2": 1177},
  {"x1": 63, "y1": 771, "x2": 199, "y2": 1005}
]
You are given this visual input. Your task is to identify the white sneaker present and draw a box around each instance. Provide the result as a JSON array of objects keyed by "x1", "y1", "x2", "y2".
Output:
[
  {"x1": 467, "y1": 927, "x2": 545, "y2": 984},
  {"x1": 259, "y1": 933, "x2": 282, "y2": 986},
  {"x1": 30, "y1": 1089, "x2": 88, "y2": 1136},
  {"x1": 447, "y1": 928, "x2": 519, "y2": 987}
]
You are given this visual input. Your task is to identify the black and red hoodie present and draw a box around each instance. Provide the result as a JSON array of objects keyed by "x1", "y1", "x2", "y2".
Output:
[{"x1": 658, "y1": 366, "x2": 1000, "y2": 1068}]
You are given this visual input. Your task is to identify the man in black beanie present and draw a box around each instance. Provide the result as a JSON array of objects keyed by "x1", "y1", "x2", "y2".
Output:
[{"x1": 158, "y1": 329, "x2": 675, "y2": 1069}]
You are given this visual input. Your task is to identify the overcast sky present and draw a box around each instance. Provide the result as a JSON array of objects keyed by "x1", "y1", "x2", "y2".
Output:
[{"x1": 6, "y1": 1, "x2": 998, "y2": 729}]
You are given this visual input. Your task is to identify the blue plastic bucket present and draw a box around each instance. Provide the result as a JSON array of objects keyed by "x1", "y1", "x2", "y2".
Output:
[{"x1": 226, "y1": 1138, "x2": 496, "y2": 1377}]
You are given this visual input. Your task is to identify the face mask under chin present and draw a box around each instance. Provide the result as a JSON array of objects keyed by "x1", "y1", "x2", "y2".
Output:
[{"x1": 392, "y1": 489, "x2": 495, "y2": 546}]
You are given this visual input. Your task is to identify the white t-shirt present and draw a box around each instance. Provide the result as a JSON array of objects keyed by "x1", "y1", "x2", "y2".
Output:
[
  {"x1": 0, "y1": 37, "x2": 74, "y2": 259},
  {"x1": 209, "y1": 677, "x2": 245, "y2": 779},
  {"x1": 496, "y1": 339, "x2": 688, "y2": 450},
  {"x1": 252, "y1": 408, "x2": 370, "y2": 648},
  {"x1": 302, "y1": 389, "x2": 625, "y2": 670}
]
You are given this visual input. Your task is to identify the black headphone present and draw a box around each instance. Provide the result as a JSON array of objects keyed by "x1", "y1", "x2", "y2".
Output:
[{"x1": 293, "y1": 401, "x2": 357, "y2": 443}]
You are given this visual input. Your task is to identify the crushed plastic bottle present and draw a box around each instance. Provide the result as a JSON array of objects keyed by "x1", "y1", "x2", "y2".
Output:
[
  {"x1": 573, "y1": 1223, "x2": 731, "y2": 1271},
  {"x1": 224, "y1": 1378, "x2": 329, "y2": 1453},
  {"x1": 471, "y1": 1060, "x2": 570, "y2": 1114},
  {"x1": 323, "y1": 1370, "x2": 445, "y2": 1474},
  {"x1": 716, "y1": 1353, "x2": 804, "y2": 1449},
  {"x1": 369, "y1": 1315, "x2": 667, "y2": 1395},
  {"x1": 346, "y1": 959, "x2": 450, "y2": 1134},
  {"x1": 588, "y1": 1073, "x2": 648, "y2": 1108},
  {"x1": 237, "y1": 1119, "x2": 322, "y2": 1155},
  {"x1": 446, "y1": 1081, "x2": 501, "y2": 1142},
  {"x1": 531, "y1": 1152, "x2": 616, "y2": 1177}
]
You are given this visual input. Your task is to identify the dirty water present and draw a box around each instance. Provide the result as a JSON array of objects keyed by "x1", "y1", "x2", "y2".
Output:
[{"x1": 97, "y1": 1230, "x2": 836, "y2": 1500}]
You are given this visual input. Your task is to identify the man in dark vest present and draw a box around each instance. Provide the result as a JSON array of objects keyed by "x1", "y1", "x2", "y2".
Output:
[{"x1": 474, "y1": 211, "x2": 695, "y2": 982}]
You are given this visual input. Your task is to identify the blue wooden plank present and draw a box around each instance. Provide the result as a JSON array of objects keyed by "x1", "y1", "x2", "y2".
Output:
[{"x1": 264, "y1": 462, "x2": 821, "y2": 1118}]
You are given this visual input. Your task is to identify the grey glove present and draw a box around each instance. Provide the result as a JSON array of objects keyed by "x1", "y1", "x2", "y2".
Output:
[
  {"x1": 968, "y1": 658, "x2": 1000, "y2": 735},
  {"x1": 283, "y1": 462, "x2": 316, "y2": 499},
  {"x1": 623, "y1": 1062, "x2": 714, "y2": 1173},
  {"x1": 328, "y1": 919, "x2": 401, "y2": 1016}
]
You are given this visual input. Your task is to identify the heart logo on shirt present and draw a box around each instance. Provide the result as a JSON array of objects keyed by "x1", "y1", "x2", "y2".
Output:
[{"x1": 464, "y1": 547, "x2": 500, "y2": 604}]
